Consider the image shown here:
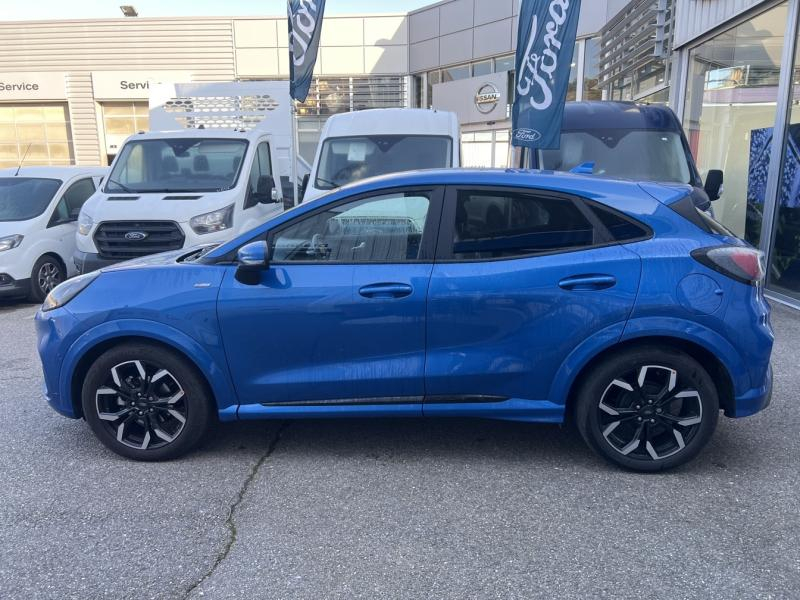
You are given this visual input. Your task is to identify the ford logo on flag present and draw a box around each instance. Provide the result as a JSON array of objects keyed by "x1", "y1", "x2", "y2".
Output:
[
  {"x1": 514, "y1": 128, "x2": 543, "y2": 143},
  {"x1": 124, "y1": 231, "x2": 148, "y2": 241}
]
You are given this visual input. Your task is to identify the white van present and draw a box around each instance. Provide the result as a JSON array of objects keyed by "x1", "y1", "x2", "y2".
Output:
[
  {"x1": 301, "y1": 108, "x2": 460, "y2": 203},
  {"x1": 0, "y1": 166, "x2": 107, "y2": 301},
  {"x1": 74, "y1": 81, "x2": 309, "y2": 273}
]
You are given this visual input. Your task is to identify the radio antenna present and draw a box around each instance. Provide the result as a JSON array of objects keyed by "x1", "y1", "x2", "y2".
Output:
[{"x1": 14, "y1": 143, "x2": 32, "y2": 177}]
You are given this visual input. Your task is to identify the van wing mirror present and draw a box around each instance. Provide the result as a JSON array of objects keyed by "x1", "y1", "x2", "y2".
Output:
[
  {"x1": 704, "y1": 169, "x2": 724, "y2": 201},
  {"x1": 256, "y1": 175, "x2": 279, "y2": 203},
  {"x1": 299, "y1": 173, "x2": 310, "y2": 203}
]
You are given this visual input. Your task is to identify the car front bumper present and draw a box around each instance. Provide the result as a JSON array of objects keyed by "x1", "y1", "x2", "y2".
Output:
[{"x1": 0, "y1": 274, "x2": 30, "y2": 298}]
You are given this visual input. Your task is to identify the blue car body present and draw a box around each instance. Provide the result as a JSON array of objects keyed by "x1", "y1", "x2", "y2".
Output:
[{"x1": 35, "y1": 169, "x2": 773, "y2": 427}]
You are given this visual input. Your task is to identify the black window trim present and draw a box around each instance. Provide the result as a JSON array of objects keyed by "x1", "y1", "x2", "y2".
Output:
[
  {"x1": 244, "y1": 140, "x2": 273, "y2": 210},
  {"x1": 47, "y1": 177, "x2": 96, "y2": 228},
  {"x1": 435, "y1": 184, "x2": 653, "y2": 263},
  {"x1": 212, "y1": 185, "x2": 446, "y2": 266}
]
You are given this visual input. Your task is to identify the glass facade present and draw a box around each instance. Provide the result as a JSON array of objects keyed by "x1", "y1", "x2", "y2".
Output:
[
  {"x1": 682, "y1": 0, "x2": 800, "y2": 304},
  {"x1": 0, "y1": 103, "x2": 74, "y2": 169}
]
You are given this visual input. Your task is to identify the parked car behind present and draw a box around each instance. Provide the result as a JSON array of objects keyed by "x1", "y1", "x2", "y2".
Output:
[
  {"x1": 0, "y1": 166, "x2": 107, "y2": 302},
  {"x1": 531, "y1": 101, "x2": 724, "y2": 213},
  {"x1": 35, "y1": 169, "x2": 773, "y2": 471}
]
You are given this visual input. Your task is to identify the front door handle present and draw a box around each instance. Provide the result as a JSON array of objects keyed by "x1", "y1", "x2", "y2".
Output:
[
  {"x1": 358, "y1": 283, "x2": 414, "y2": 299},
  {"x1": 558, "y1": 274, "x2": 617, "y2": 291}
]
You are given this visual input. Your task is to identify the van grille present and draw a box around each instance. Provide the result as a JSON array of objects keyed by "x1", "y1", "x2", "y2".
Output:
[{"x1": 94, "y1": 221, "x2": 185, "y2": 260}]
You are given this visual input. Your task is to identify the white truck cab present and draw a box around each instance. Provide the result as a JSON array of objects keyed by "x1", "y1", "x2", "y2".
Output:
[
  {"x1": 302, "y1": 108, "x2": 460, "y2": 203},
  {"x1": 0, "y1": 166, "x2": 107, "y2": 301},
  {"x1": 74, "y1": 81, "x2": 309, "y2": 273}
]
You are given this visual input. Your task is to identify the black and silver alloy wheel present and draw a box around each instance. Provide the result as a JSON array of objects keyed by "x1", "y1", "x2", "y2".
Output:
[
  {"x1": 95, "y1": 360, "x2": 188, "y2": 450},
  {"x1": 82, "y1": 343, "x2": 213, "y2": 461},
  {"x1": 576, "y1": 346, "x2": 719, "y2": 472},
  {"x1": 598, "y1": 365, "x2": 703, "y2": 461},
  {"x1": 29, "y1": 255, "x2": 66, "y2": 302}
]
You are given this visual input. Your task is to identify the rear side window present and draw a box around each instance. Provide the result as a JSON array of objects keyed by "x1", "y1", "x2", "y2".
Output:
[
  {"x1": 589, "y1": 204, "x2": 650, "y2": 242},
  {"x1": 452, "y1": 190, "x2": 596, "y2": 259}
]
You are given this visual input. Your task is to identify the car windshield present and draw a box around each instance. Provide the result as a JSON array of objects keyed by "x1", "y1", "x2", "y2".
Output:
[
  {"x1": 315, "y1": 135, "x2": 452, "y2": 190},
  {"x1": 106, "y1": 138, "x2": 248, "y2": 194},
  {"x1": 0, "y1": 177, "x2": 62, "y2": 222},
  {"x1": 539, "y1": 129, "x2": 692, "y2": 184}
]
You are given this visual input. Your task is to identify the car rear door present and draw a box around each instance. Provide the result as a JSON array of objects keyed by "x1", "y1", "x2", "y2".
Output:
[{"x1": 424, "y1": 185, "x2": 644, "y2": 417}]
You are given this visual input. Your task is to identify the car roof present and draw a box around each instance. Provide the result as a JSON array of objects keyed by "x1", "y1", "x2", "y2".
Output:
[
  {"x1": 322, "y1": 108, "x2": 458, "y2": 138},
  {"x1": 127, "y1": 128, "x2": 258, "y2": 141},
  {"x1": 562, "y1": 101, "x2": 682, "y2": 132},
  {"x1": 0, "y1": 166, "x2": 108, "y2": 179}
]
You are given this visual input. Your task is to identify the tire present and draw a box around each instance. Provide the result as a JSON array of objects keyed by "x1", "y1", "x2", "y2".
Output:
[
  {"x1": 81, "y1": 343, "x2": 214, "y2": 461},
  {"x1": 575, "y1": 345, "x2": 719, "y2": 472},
  {"x1": 29, "y1": 255, "x2": 66, "y2": 303}
]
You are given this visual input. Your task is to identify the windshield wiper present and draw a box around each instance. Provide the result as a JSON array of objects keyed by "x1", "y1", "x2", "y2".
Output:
[
  {"x1": 107, "y1": 178, "x2": 137, "y2": 194},
  {"x1": 316, "y1": 176, "x2": 340, "y2": 189}
]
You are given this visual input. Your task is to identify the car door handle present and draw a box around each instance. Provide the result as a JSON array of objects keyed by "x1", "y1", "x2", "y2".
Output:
[
  {"x1": 558, "y1": 274, "x2": 617, "y2": 291},
  {"x1": 358, "y1": 283, "x2": 414, "y2": 299}
]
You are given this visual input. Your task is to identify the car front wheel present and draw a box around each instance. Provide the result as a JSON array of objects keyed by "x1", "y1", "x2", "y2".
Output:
[
  {"x1": 575, "y1": 346, "x2": 719, "y2": 472},
  {"x1": 81, "y1": 343, "x2": 213, "y2": 460},
  {"x1": 29, "y1": 255, "x2": 65, "y2": 303}
]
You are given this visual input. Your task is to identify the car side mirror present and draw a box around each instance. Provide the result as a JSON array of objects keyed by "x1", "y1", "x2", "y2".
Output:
[
  {"x1": 704, "y1": 169, "x2": 724, "y2": 201},
  {"x1": 299, "y1": 173, "x2": 310, "y2": 203},
  {"x1": 235, "y1": 241, "x2": 269, "y2": 284},
  {"x1": 257, "y1": 175, "x2": 279, "y2": 204}
]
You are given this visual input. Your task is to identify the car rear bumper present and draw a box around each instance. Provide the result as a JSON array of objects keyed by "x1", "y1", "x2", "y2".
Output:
[
  {"x1": 73, "y1": 250, "x2": 121, "y2": 274},
  {"x1": 729, "y1": 363, "x2": 773, "y2": 418},
  {"x1": 0, "y1": 274, "x2": 30, "y2": 298}
]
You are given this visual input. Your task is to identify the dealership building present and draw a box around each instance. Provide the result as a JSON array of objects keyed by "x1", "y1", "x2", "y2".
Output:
[{"x1": 0, "y1": 0, "x2": 799, "y2": 307}]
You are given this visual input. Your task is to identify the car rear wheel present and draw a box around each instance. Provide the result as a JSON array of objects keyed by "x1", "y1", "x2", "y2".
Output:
[
  {"x1": 575, "y1": 346, "x2": 719, "y2": 472},
  {"x1": 29, "y1": 255, "x2": 65, "y2": 303},
  {"x1": 81, "y1": 343, "x2": 213, "y2": 460}
]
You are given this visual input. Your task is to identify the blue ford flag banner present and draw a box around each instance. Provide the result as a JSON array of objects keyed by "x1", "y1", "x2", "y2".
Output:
[
  {"x1": 287, "y1": 0, "x2": 326, "y2": 102},
  {"x1": 512, "y1": 0, "x2": 582, "y2": 149}
]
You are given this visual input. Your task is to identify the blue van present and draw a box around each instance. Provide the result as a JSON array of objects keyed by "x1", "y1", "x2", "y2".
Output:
[{"x1": 529, "y1": 101, "x2": 723, "y2": 213}]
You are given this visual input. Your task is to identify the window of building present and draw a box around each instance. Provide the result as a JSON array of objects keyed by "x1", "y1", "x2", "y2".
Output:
[
  {"x1": 494, "y1": 55, "x2": 515, "y2": 73},
  {"x1": 451, "y1": 190, "x2": 595, "y2": 259},
  {"x1": 272, "y1": 191, "x2": 432, "y2": 263},
  {"x1": 101, "y1": 102, "x2": 149, "y2": 164},
  {"x1": 583, "y1": 37, "x2": 603, "y2": 101},
  {"x1": 0, "y1": 104, "x2": 74, "y2": 169},
  {"x1": 442, "y1": 65, "x2": 471, "y2": 83},
  {"x1": 461, "y1": 131, "x2": 510, "y2": 169},
  {"x1": 472, "y1": 60, "x2": 493, "y2": 77}
]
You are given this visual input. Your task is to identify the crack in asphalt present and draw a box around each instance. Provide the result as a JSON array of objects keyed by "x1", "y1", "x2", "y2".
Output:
[{"x1": 182, "y1": 421, "x2": 290, "y2": 599}]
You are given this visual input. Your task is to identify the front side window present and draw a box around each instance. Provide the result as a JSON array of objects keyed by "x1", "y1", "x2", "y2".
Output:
[
  {"x1": 106, "y1": 138, "x2": 247, "y2": 193},
  {"x1": 452, "y1": 190, "x2": 595, "y2": 259},
  {"x1": 539, "y1": 129, "x2": 692, "y2": 184},
  {"x1": 315, "y1": 135, "x2": 452, "y2": 190},
  {"x1": 51, "y1": 178, "x2": 96, "y2": 225},
  {"x1": 272, "y1": 191, "x2": 431, "y2": 263},
  {"x1": 0, "y1": 177, "x2": 62, "y2": 222}
]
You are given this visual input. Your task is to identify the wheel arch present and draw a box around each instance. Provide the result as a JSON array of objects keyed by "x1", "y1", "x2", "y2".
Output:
[
  {"x1": 62, "y1": 321, "x2": 238, "y2": 419},
  {"x1": 564, "y1": 336, "x2": 736, "y2": 421}
]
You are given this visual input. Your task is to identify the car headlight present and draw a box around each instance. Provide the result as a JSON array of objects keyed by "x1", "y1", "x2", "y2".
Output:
[
  {"x1": 78, "y1": 212, "x2": 94, "y2": 236},
  {"x1": 0, "y1": 234, "x2": 23, "y2": 252},
  {"x1": 42, "y1": 271, "x2": 100, "y2": 312},
  {"x1": 189, "y1": 204, "x2": 234, "y2": 234}
]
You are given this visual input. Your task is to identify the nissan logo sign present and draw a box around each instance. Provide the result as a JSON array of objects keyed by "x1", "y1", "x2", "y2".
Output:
[
  {"x1": 475, "y1": 83, "x2": 501, "y2": 114},
  {"x1": 124, "y1": 231, "x2": 149, "y2": 241}
]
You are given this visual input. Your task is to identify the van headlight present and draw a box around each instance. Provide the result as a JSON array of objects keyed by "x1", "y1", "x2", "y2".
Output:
[
  {"x1": 189, "y1": 204, "x2": 234, "y2": 234},
  {"x1": 0, "y1": 234, "x2": 23, "y2": 252},
  {"x1": 42, "y1": 271, "x2": 100, "y2": 312},
  {"x1": 78, "y1": 212, "x2": 94, "y2": 236}
]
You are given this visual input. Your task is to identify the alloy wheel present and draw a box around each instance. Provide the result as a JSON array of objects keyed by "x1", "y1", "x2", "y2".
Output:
[
  {"x1": 37, "y1": 262, "x2": 62, "y2": 294},
  {"x1": 95, "y1": 360, "x2": 188, "y2": 450},
  {"x1": 597, "y1": 364, "x2": 704, "y2": 461}
]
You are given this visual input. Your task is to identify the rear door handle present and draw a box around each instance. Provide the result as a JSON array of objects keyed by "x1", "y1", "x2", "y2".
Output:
[
  {"x1": 558, "y1": 274, "x2": 617, "y2": 291},
  {"x1": 359, "y1": 283, "x2": 414, "y2": 299}
]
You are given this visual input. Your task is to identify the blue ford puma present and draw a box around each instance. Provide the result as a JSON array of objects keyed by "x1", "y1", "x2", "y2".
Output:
[{"x1": 35, "y1": 169, "x2": 773, "y2": 471}]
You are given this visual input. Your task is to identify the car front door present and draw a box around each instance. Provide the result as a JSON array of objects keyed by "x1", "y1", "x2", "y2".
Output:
[
  {"x1": 47, "y1": 177, "x2": 97, "y2": 276},
  {"x1": 424, "y1": 185, "x2": 644, "y2": 417},
  {"x1": 217, "y1": 186, "x2": 443, "y2": 414}
]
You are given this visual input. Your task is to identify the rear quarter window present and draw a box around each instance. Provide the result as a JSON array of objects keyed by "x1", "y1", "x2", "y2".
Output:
[
  {"x1": 588, "y1": 203, "x2": 651, "y2": 242},
  {"x1": 668, "y1": 195, "x2": 736, "y2": 237}
]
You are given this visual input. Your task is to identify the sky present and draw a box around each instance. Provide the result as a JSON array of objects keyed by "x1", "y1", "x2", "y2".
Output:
[{"x1": 2, "y1": 0, "x2": 434, "y2": 20}]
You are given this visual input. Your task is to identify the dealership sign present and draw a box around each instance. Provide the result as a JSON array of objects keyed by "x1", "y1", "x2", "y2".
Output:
[
  {"x1": 92, "y1": 71, "x2": 192, "y2": 99},
  {"x1": 0, "y1": 72, "x2": 66, "y2": 100},
  {"x1": 288, "y1": 0, "x2": 326, "y2": 102},
  {"x1": 475, "y1": 83, "x2": 501, "y2": 114},
  {"x1": 512, "y1": 0, "x2": 582, "y2": 149}
]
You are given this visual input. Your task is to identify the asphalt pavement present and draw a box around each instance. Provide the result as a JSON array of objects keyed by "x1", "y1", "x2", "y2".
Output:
[{"x1": 0, "y1": 299, "x2": 798, "y2": 599}]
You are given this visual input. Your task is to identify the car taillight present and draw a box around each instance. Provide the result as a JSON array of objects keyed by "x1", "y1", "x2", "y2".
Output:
[{"x1": 691, "y1": 246, "x2": 766, "y2": 286}]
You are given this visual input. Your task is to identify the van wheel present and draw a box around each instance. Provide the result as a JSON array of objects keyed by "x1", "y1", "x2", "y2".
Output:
[
  {"x1": 575, "y1": 346, "x2": 719, "y2": 472},
  {"x1": 81, "y1": 343, "x2": 214, "y2": 461},
  {"x1": 29, "y1": 255, "x2": 65, "y2": 302}
]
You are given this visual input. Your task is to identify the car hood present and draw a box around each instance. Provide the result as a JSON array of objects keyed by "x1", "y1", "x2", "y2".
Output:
[
  {"x1": 83, "y1": 189, "x2": 240, "y2": 223},
  {"x1": 0, "y1": 218, "x2": 37, "y2": 237}
]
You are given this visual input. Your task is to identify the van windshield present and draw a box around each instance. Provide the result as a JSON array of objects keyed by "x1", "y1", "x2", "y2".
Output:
[
  {"x1": 539, "y1": 129, "x2": 692, "y2": 184},
  {"x1": 106, "y1": 138, "x2": 248, "y2": 194},
  {"x1": 0, "y1": 177, "x2": 62, "y2": 222},
  {"x1": 315, "y1": 135, "x2": 452, "y2": 190}
]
